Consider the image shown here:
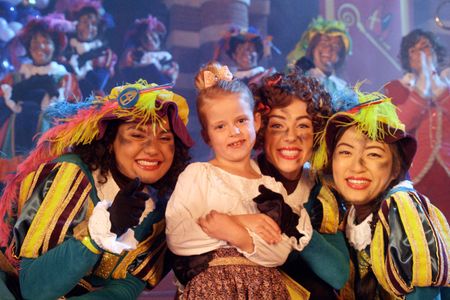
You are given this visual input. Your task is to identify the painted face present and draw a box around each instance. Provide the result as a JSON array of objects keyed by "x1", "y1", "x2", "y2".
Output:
[
  {"x1": 29, "y1": 32, "x2": 55, "y2": 66},
  {"x1": 77, "y1": 13, "x2": 98, "y2": 42},
  {"x1": 113, "y1": 117, "x2": 175, "y2": 185},
  {"x1": 264, "y1": 100, "x2": 313, "y2": 180},
  {"x1": 204, "y1": 93, "x2": 260, "y2": 165},
  {"x1": 332, "y1": 126, "x2": 395, "y2": 205},
  {"x1": 312, "y1": 35, "x2": 342, "y2": 74},
  {"x1": 232, "y1": 41, "x2": 258, "y2": 70},
  {"x1": 140, "y1": 30, "x2": 161, "y2": 51},
  {"x1": 408, "y1": 36, "x2": 436, "y2": 73}
]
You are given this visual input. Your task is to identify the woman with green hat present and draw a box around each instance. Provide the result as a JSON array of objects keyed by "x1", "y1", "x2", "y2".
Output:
[{"x1": 313, "y1": 87, "x2": 449, "y2": 299}]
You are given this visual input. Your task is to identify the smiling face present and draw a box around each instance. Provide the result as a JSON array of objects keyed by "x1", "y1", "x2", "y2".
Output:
[
  {"x1": 29, "y1": 32, "x2": 55, "y2": 66},
  {"x1": 312, "y1": 34, "x2": 343, "y2": 74},
  {"x1": 232, "y1": 41, "x2": 259, "y2": 70},
  {"x1": 332, "y1": 126, "x2": 395, "y2": 206},
  {"x1": 203, "y1": 93, "x2": 260, "y2": 166},
  {"x1": 77, "y1": 12, "x2": 99, "y2": 42},
  {"x1": 264, "y1": 99, "x2": 313, "y2": 180},
  {"x1": 113, "y1": 117, "x2": 175, "y2": 184}
]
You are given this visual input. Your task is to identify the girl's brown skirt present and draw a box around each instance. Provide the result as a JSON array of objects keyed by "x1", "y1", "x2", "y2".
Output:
[{"x1": 182, "y1": 248, "x2": 290, "y2": 300}]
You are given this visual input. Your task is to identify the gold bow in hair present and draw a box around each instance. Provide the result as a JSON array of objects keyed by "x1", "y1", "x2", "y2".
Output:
[{"x1": 203, "y1": 66, "x2": 233, "y2": 88}]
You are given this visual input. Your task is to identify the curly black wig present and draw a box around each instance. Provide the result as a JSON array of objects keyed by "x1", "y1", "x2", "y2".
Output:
[{"x1": 251, "y1": 70, "x2": 333, "y2": 150}]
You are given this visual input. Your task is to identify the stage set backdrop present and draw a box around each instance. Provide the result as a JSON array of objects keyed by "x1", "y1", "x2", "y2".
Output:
[{"x1": 109, "y1": 0, "x2": 449, "y2": 161}]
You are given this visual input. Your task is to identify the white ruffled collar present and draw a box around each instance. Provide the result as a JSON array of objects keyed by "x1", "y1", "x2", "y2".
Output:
[
  {"x1": 70, "y1": 38, "x2": 103, "y2": 55},
  {"x1": 234, "y1": 66, "x2": 265, "y2": 80},
  {"x1": 93, "y1": 170, "x2": 155, "y2": 222},
  {"x1": 345, "y1": 206, "x2": 373, "y2": 251},
  {"x1": 19, "y1": 62, "x2": 67, "y2": 79}
]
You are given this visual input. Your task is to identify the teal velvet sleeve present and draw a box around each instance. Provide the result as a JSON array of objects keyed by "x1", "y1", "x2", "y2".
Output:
[
  {"x1": 405, "y1": 287, "x2": 442, "y2": 300},
  {"x1": 296, "y1": 230, "x2": 350, "y2": 289},
  {"x1": 69, "y1": 273, "x2": 146, "y2": 300},
  {"x1": 20, "y1": 238, "x2": 100, "y2": 300}
]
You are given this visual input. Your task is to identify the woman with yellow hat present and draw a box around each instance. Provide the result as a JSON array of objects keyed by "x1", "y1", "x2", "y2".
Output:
[{"x1": 0, "y1": 80, "x2": 193, "y2": 299}]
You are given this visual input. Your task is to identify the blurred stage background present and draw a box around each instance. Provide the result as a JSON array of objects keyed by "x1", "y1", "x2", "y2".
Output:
[{"x1": 100, "y1": 0, "x2": 450, "y2": 163}]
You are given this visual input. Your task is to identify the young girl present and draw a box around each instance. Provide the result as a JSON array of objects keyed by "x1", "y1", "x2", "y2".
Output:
[{"x1": 165, "y1": 62, "x2": 312, "y2": 299}]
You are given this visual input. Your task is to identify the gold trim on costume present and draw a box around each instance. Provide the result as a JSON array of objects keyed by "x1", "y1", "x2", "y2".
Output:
[
  {"x1": 371, "y1": 222, "x2": 392, "y2": 295},
  {"x1": 280, "y1": 271, "x2": 310, "y2": 300},
  {"x1": 20, "y1": 163, "x2": 80, "y2": 258},
  {"x1": 208, "y1": 256, "x2": 259, "y2": 267},
  {"x1": 57, "y1": 183, "x2": 91, "y2": 246},
  {"x1": 117, "y1": 221, "x2": 166, "y2": 278},
  {"x1": 317, "y1": 185, "x2": 339, "y2": 233},
  {"x1": 394, "y1": 193, "x2": 432, "y2": 286},
  {"x1": 81, "y1": 236, "x2": 101, "y2": 255},
  {"x1": 93, "y1": 252, "x2": 121, "y2": 279},
  {"x1": 42, "y1": 171, "x2": 84, "y2": 253},
  {"x1": 77, "y1": 279, "x2": 95, "y2": 292},
  {"x1": 140, "y1": 244, "x2": 165, "y2": 287}
]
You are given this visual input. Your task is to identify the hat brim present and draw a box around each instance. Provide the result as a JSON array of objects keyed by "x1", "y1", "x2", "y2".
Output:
[
  {"x1": 325, "y1": 114, "x2": 417, "y2": 170},
  {"x1": 97, "y1": 100, "x2": 194, "y2": 148}
]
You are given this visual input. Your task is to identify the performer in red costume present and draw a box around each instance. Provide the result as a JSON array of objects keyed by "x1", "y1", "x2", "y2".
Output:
[{"x1": 384, "y1": 29, "x2": 449, "y2": 218}]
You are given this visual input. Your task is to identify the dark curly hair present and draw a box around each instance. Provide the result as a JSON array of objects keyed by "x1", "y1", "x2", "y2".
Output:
[
  {"x1": 72, "y1": 119, "x2": 191, "y2": 198},
  {"x1": 251, "y1": 70, "x2": 333, "y2": 150},
  {"x1": 74, "y1": 6, "x2": 106, "y2": 38},
  {"x1": 22, "y1": 24, "x2": 65, "y2": 59},
  {"x1": 227, "y1": 35, "x2": 264, "y2": 62},
  {"x1": 399, "y1": 29, "x2": 447, "y2": 73}
]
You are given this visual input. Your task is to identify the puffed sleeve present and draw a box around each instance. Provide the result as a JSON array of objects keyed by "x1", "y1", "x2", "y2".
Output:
[
  {"x1": 384, "y1": 79, "x2": 429, "y2": 131},
  {"x1": 371, "y1": 189, "x2": 450, "y2": 298},
  {"x1": 166, "y1": 163, "x2": 292, "y2": 267},
  {"x1": 166, "y1": 163, "x2": 220, "y2": 255}
]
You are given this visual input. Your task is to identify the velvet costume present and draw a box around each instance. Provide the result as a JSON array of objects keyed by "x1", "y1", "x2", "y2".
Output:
[
  {"x1": 11, "y1": 154, "x2": 170, "y2": 299},
  {"x1": 118, "y1": 49, "x2": 176, "y2": 86},
  {"x1": 345, "y1": 182, "x2": 450, "y2": 300},
  {"x1": 67, "y1": 37, "x2": 117, "y2": 96},
  {"x1": 256, "y1": 155, "x2": 350, "y2": 300}
]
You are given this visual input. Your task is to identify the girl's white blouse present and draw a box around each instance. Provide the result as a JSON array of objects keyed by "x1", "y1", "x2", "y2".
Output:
[{"x1": 166, "y1": 162, "x2": 312, "y2": 267}]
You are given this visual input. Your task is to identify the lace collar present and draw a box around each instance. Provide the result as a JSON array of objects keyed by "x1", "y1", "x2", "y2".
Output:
[
  {"x1": 345, "y1": 205, "x2": 373, "y2": 251},
  {"x1": 19, "y1": 62, "x2": 67, "y2": 79},
  {"x1": 70, "y1": 38, "x2": 103, "y2": 55}
]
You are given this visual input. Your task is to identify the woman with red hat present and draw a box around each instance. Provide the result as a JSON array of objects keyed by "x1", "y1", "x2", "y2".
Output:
[
  {"x1": 215, "y1": 26, "x2": 276, "y2": 86},
  {"x1": 0, "y1": 81, "x2": 193, "y2": 299},
  {"x1": 118, "y1": 15, "x2": 179, "y2": 86},
  {"x1": 0, "y1": 14, "x2": 81, "y2": 182},
  {"x1": 312, "y1": 87, "x2": 449, "y2": 299}
]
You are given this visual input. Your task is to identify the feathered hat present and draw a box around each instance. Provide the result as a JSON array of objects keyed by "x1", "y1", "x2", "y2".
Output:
[
  {"x1": 287, "y1": 16, "x2": 352, "y2": 66},
  {"x1": 214, "y1": 26, "x2": 268, "y2": 62},
  {"x1": 65, "y1": 0, "x2": 114, "y2": 30},
  {"x1": 18, "y1": 13, "x2": 75, "y2": 56},
  {"x1": 311, "y1": 84, "x2": 416, "y2": 172},
  {"x1": 66, "y1": 0, "x2": 102, "y2": 20},
  {"x1": 0, "y1": 80, "x2": 193, "y2": 246},
  {"x1": 125, "y1": 15, "x2": 167, "y2": 47}
]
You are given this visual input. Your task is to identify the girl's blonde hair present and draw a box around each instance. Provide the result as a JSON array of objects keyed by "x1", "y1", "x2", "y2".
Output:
[{"x1": 195, "y1": 61, "x2": 254, "y2": 134}]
